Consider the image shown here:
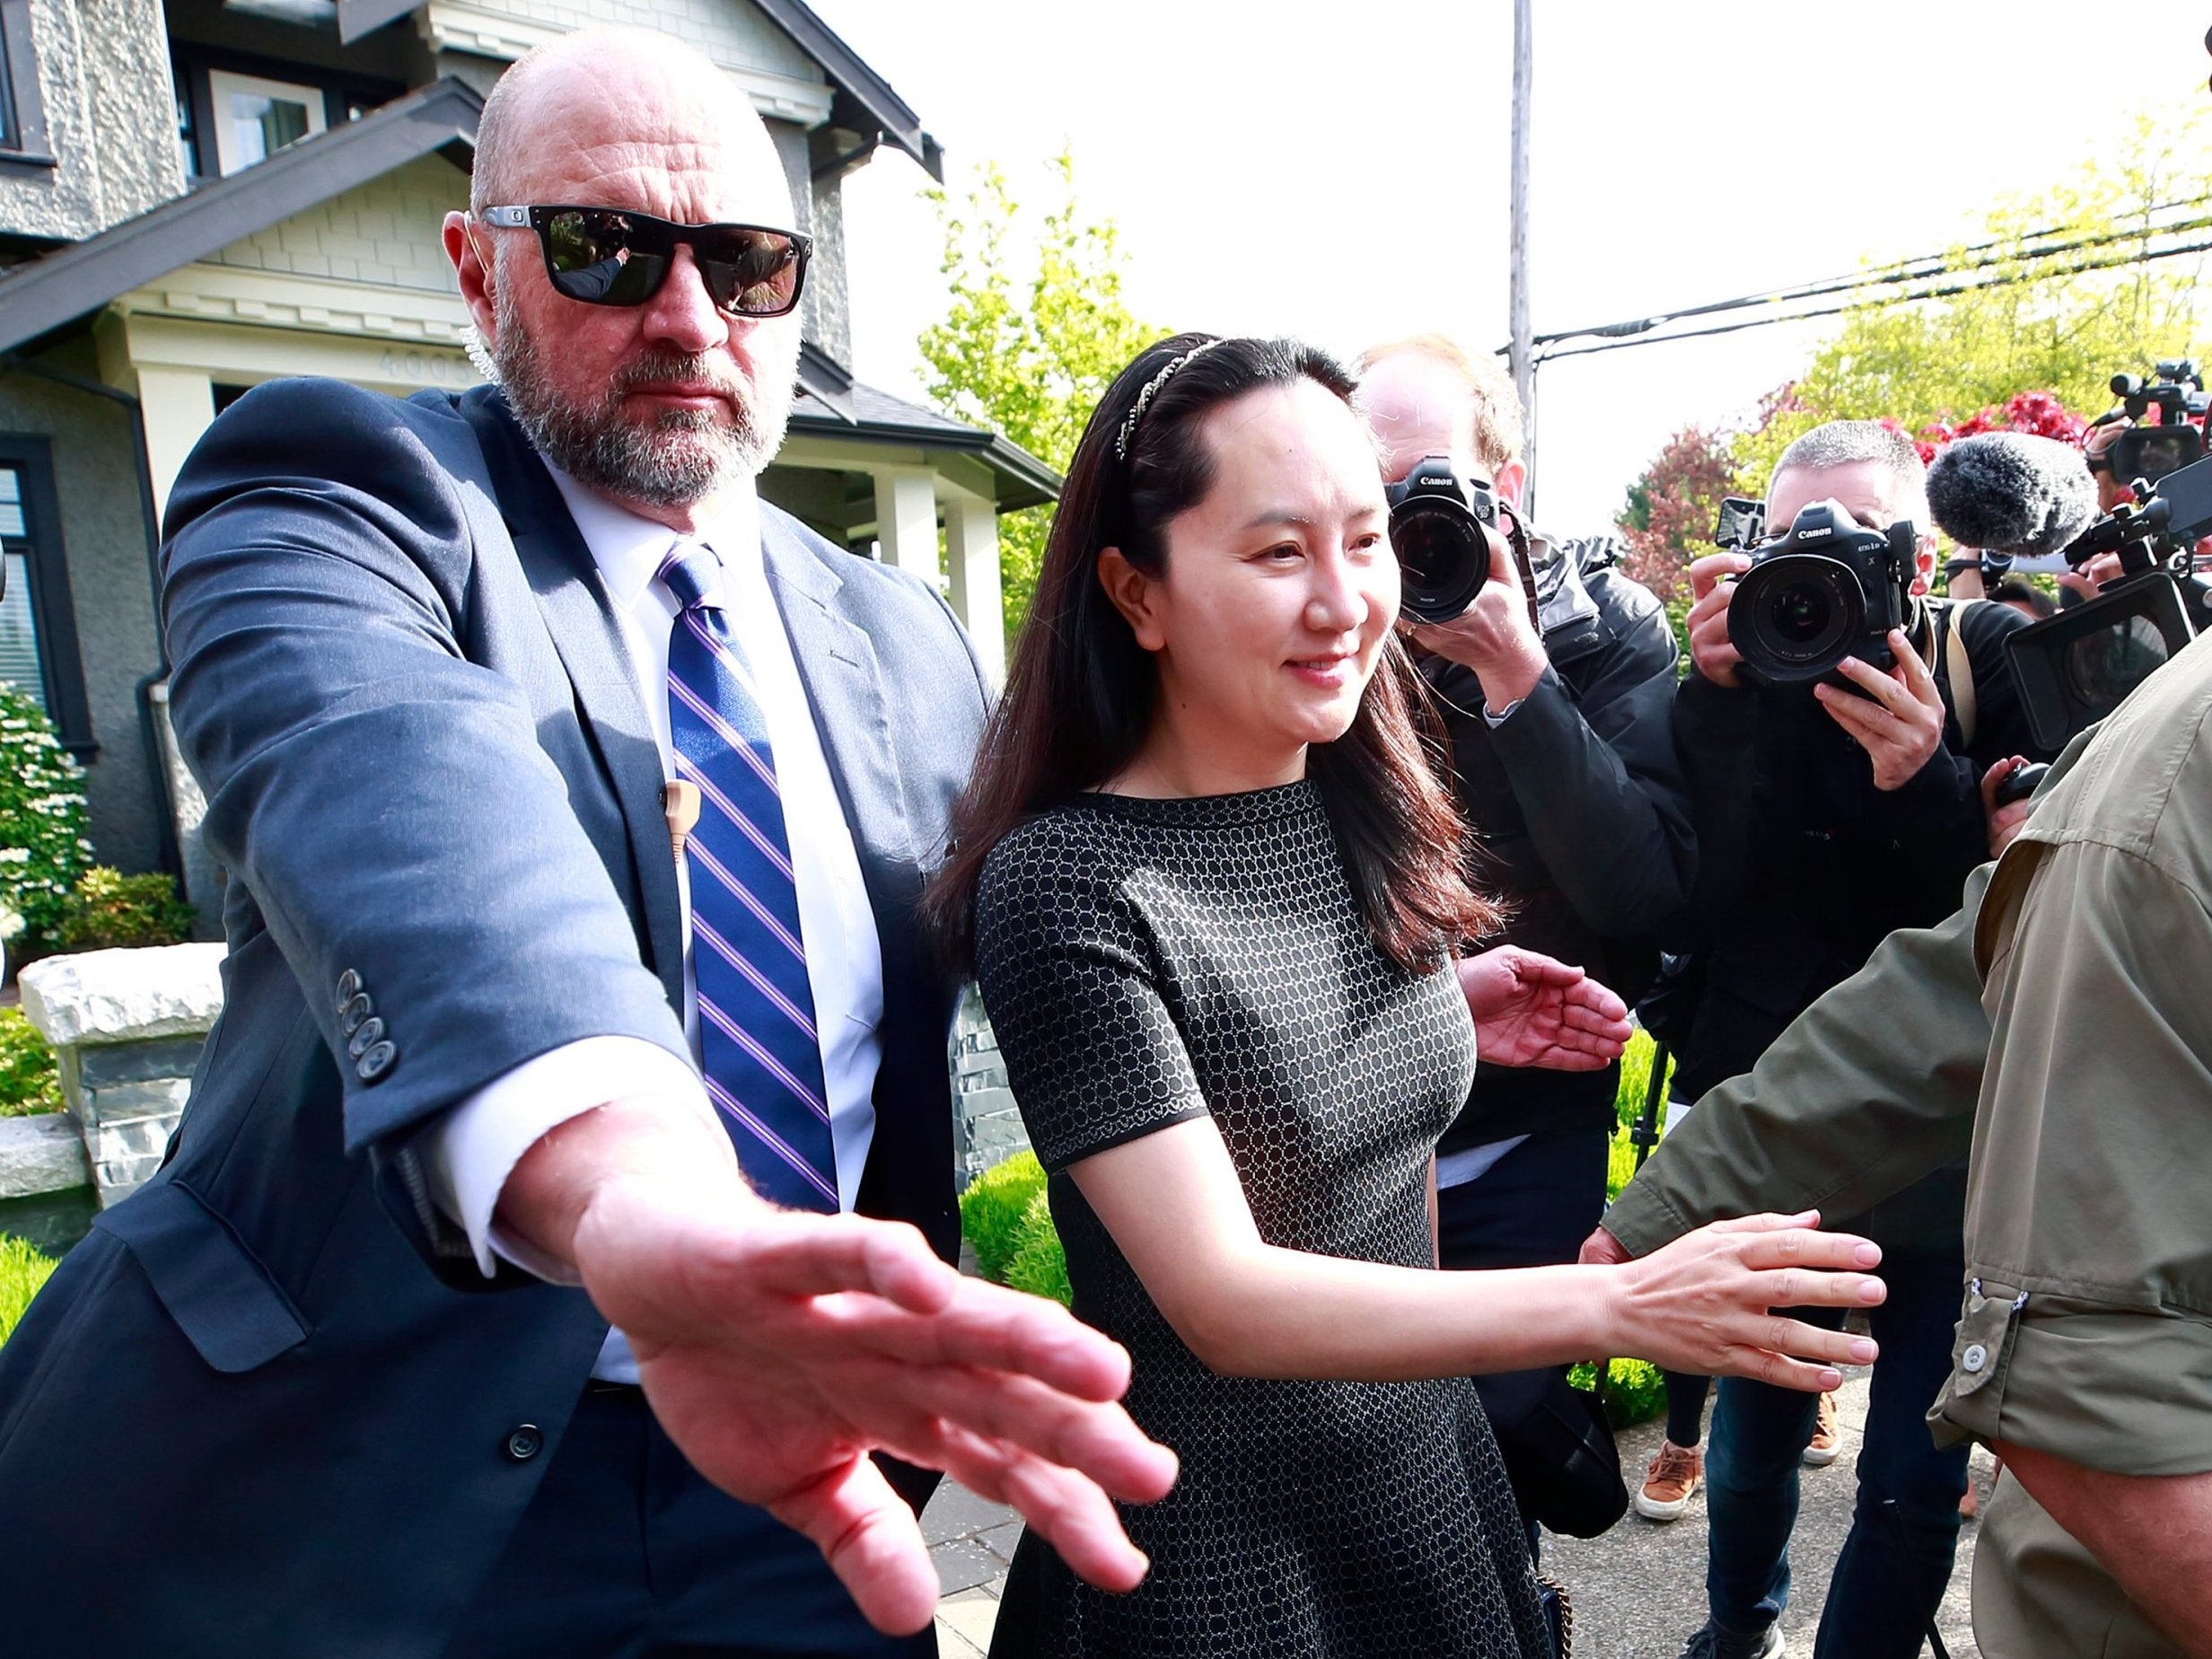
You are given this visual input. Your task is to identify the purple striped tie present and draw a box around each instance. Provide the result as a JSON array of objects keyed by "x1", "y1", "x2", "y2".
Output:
[{"x1": 661, "y1": 543, "x2": 837, "y2": 1212}]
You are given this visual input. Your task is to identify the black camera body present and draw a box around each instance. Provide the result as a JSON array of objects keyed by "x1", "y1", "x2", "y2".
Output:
[
  {"x1": 2006, "y1": 452, "x2": 2212, "y2": 750},
  {"x1": 1385, "y1": 455, "x2": 1507, "y2": 625},
  {"x1": 1726, "y1": 499, "x2": 1918, "y2": 689},
  {"x1": 2094, "y1": 361, "x2": 2210, "y2": 487}
]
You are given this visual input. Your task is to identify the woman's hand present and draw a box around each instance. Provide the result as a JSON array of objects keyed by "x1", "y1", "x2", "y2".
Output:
[
  {"x1": 1456, "y1": 946, "x2": 1632, "y2": 1071},
  {"x1": 1606, "y1": 1211, "x2": 1886, "y2": 1392}
]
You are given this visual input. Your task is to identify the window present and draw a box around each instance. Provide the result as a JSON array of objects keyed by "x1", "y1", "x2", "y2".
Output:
[
  {"x1": 0, "y1": 440, "x2": 92, "y2": 758},
  {"x1": 0, "y1": 0, "x2": 51, "y2": 165},
  {"x1": 206, "y1": 68, "x2": 327, "y2": 176}
]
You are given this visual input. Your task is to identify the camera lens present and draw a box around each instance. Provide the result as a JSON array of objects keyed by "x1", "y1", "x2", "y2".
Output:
[
  {"x1": 1391, "y1": 502, "x2": 1490, "y2": 624},
  {"x1": 1730, "y1": 555, "x2": 1864, "y2": 682},
  {"x1": 2063, "y1": 614, "x2": 2172, "y2": 715}
]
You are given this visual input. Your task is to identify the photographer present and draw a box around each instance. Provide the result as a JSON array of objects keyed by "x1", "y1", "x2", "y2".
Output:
[
  {"x1": 1662, "y1": 421, "x2": 2047, "y2": 1659},
  {"x1": 1357, "y1": 335, "x2": 1696, "y2": 1534}
]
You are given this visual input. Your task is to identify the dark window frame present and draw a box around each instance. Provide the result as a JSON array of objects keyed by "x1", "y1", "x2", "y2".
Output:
[
  {"x1": 0, "y1": 0, "x2": 55, "y2": 174},
  {"x1": 0, "y1": 434, "x2": 95, "y2": 759},
  {"x1": 171, "y1": 44, "x2": 400, "y2": 184}
]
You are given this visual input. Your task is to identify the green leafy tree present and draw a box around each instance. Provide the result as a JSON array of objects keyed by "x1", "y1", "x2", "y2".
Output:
[
  {"x1": 1733, "y1": 110, "x2": 2212, "y2": 488},
  {"x1": 919, "y1": 153, "x2": 1165, "y2": 643}
]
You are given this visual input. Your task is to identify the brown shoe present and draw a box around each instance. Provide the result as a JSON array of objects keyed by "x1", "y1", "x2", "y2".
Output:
[
  {"x1": 1635, "y1": 1439, "x2": 1703, "y2": 1521},
  {"x1": 1803, "y1": 1391, "x2": 1841, "y2": 1467}
]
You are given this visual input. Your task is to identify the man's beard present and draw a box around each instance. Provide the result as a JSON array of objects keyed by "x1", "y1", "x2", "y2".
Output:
[{"x1": 488, "y1": 278, "x2": 794, "y2": 510}]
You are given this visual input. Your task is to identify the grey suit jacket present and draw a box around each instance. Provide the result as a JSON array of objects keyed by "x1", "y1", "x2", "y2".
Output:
[{"x1": 0, "y1": 380, "x2": 989, "y2": 1656}]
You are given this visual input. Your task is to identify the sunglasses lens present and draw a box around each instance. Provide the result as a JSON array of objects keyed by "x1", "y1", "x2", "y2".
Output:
[
  {"x1": 541, "y1": 209, "x2": 669, "y2": 306},
  {"x1": 698, "y1": 230, "x2": 805, "y2": 316}
]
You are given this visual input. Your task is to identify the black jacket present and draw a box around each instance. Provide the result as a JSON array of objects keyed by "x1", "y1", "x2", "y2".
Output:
[
  {"x1": 1427, "y1": 533, "x2": 1696, "y2": 1149},
  {"x1": 1665, "y1": 595, "x2": 2047, "y2": 1250}
]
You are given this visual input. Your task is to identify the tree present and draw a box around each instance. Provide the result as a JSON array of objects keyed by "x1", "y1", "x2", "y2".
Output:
[
  {"x1": 1730, "y1": 110, "x2": 2212, "y2": 490},
  {"x1": 919, "y1": 154, "x2": 1165, "y2": 644},
  {"x1": 1617, "y1": 422, "x2": 1747, "y2": 605}
]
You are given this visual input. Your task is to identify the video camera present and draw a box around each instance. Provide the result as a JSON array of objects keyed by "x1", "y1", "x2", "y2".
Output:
[
  {"x1": 2091, "y1": 360, "x2": 2210, "y2": 488},
  {"x1": 1713, "y1": 496, "x2": 1918, "y2": 689},
  {"x1": 1384, "y1": 455, "x2": 1538, "y2": 628},
  {"x1": 2006, "y1": 452, "x2": 2212, "y2": 750}
]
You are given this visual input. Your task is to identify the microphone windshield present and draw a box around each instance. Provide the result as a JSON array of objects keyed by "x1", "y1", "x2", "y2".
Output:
[{"x1": 1927, "y1": 432, "x2": 2099, "y2": 560}]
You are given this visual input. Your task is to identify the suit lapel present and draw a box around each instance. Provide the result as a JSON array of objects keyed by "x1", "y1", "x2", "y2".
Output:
[
  {"x1": 463, "y1": 395, "x2": 687, "y2": 1012},
  {"x1": 759, "y1": 511, "x2": 918, "y2": 908}
]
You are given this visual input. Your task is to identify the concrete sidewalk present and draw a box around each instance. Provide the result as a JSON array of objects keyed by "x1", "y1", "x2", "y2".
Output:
[{"x1": 922, "y1": 1365, "x2": 1993, "y2": 1656}]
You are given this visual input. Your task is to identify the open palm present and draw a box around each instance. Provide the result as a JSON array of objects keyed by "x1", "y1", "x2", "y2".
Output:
[{"x1": 1456, "y1": 945, "x2": 1632, "y2": 1070}]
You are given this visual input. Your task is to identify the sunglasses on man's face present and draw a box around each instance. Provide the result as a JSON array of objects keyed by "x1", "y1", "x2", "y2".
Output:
[{"x1": 477, "y1": 205, "x2": 812, "y2": 318}]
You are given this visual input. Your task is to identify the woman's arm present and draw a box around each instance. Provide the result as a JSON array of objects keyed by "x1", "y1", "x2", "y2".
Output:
[{"x1": 1070, "y1": 1116, "x2": 1882, "y2": 1386}]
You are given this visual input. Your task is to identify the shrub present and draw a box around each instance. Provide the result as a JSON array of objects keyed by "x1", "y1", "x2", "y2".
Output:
[
  {"x1": 1003, "y1": 1188, "x2": 1072, "y2": 1307},
  {"x1": 0, "y1": 1236, "x2": 56, "y2": 1346},
  {"x1": 0, "y1": 1007, "x2": 62, "y2": 1117},
  {"x1": 0, "y1": 683, "x2": 91, "y2": 957},
  {"x1": 1569, "y1": 1356, "x2": 1669, "y2": 1428},
  {"x1": 959, "y1": 1149, "x2": 1047, "y2": 1283},
  {"x1": 55, "y1": 866, "x2": 197, "y2": 952}
]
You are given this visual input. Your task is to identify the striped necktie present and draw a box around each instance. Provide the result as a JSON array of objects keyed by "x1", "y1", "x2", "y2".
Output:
[{"x1": 660, "y1": 541, "x2": 838, "y2": 1213}]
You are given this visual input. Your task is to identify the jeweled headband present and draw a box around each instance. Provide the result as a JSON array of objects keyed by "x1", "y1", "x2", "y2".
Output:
[{"x1": 1113, "y1": 338, "x2": 1227, "y2": 462}]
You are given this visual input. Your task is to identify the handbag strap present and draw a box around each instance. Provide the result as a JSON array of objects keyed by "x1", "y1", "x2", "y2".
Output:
[{"x1": 1536, "y1": 1573, "x2": 1575, "y2": 1658}]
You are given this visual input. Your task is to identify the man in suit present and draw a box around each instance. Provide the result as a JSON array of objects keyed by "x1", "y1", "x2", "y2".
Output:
[{"x1": 0, "y1": 31, "x2": 1171, "y2": 1658}]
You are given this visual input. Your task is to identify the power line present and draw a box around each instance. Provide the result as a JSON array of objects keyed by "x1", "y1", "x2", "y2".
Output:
[{"x1": 1526, "y1": 223, "x2": 2212, "y2": 365}]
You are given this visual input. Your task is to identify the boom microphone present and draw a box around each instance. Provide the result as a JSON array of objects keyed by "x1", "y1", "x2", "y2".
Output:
[{"x1": 1927, "y1": 432, "x2": 2100, "y2": 561}]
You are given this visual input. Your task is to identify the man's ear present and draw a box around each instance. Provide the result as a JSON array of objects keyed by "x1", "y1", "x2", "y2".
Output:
[
  {"x1": 1496, "y1": 458, "x2": 1529, "y2": 511},
  {"x1": 443, "y1": 211, "x2": 498, "y2": 343},
  {"x1": 1097, "y1": 547, "x2": 1165, "y2": 652}
]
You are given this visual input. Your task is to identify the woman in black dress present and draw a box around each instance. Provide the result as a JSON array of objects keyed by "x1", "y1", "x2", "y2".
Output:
[{"x1": 926, "y1": 335, "x2": 1886, "y2": 1658}]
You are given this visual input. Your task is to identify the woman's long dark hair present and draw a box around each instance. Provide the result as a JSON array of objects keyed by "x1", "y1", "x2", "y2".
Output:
[{"x1": 925, "y1": 332, "x2": 1497, "y2": 970}]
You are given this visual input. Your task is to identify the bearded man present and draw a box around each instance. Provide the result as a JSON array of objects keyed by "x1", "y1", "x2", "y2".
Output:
[{"x1": 0, "y1": 31, "x2": 1172, "y2": 1659}]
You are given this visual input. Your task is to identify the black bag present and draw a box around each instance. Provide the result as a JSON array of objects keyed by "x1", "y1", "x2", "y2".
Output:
[{"x1": 1474, "y1": 1365, "x2": 1628, "y2": 1540}]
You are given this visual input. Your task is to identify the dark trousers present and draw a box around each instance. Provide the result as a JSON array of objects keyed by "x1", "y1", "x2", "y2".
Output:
[
  {"x1": 445, "y1": 1387, "x2": 938, "y2": 1659},
  {"x1": 1704, "y1": 1250, "x2": 1969, "y2": 1656},
  {"x1": 1438, "y1": 1123, "x2": 1612, "y2": 1553}
]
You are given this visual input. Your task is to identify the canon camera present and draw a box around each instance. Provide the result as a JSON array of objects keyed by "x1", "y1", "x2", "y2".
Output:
[
  {"x1": 1725, "y1": 499, "x2": 1918, "y2": 689},
  {"x1": 1384, "y1": 455, "x2": 1507, "y2": 625}
]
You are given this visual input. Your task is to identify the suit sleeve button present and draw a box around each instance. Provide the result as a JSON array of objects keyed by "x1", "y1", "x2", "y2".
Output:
[
  {"x1": 336, "y1": 969, "x2": 362, "y2": 1006},
  {"x1": 339, "y1": 994, "x2": 374, "y2": 1035},
  {"x1": 356, "y1": 1040, "x2": 397, "y2": 1083},
  {"x1": 503, "y1": 1425, "x2": 543, "y2": 1462},
  {"x1": 347, "y1": 1017, "x2": 387, "y2": 1058}
]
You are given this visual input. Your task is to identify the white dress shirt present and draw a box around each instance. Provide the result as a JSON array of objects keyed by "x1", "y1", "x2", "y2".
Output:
[{"x1": 426, "y1": 470, "x2": 885, "y2": 1381}]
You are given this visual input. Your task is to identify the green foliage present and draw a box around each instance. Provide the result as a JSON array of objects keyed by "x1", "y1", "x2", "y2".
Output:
[
  {"x1": 55, "y1": 866, "x2": 197, "y2": 952},
  {"x1": 1616, "y1": 424, "x2": 1747, "y2": 607},
  {"x1": 1734, "y1": 111, "x2": 2212, "y2": 489},
  {"x1": 0, "y1": 1235, "x2": 56, "y2": 1346},
  {"x1": 919, "y1": 153, "x2": 1166, "y2": 644},
  {"x1": 0, "y1": 1008, "x2": 62, "y2": 1118},
  {"x1": 0, "y1": 684, "x2": 91, "y2": 957},
  {"x1": 1004, "y1": 1187, "x2": 1073, "y2": 1307},
  {"x1": 1568, "y1": 1356, "x2": 1669, "y2": 1428},
  {"x1": 958, "y1": 1149, "x2": 1048, "y2": 1283}
]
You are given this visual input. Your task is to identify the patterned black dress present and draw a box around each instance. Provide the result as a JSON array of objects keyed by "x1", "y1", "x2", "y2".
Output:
[{"x1": 972, "y1": 781, "x2": 1549, "y2": 1659}]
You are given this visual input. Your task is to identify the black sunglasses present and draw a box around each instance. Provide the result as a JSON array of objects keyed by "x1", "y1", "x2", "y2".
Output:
[{"x1": 478, "y1": 205, "x2": 812, "y2": 317}]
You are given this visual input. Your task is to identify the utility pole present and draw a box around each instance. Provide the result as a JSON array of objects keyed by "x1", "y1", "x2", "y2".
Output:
[{"x1": 1508, "y1": 0, "x2": 1535, "y2": 509}]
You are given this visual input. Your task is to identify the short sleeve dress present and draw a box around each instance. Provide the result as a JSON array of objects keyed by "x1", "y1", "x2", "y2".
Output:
[{"x1": 971, "y1": 780, "x2": 1549, "y2": 1659}]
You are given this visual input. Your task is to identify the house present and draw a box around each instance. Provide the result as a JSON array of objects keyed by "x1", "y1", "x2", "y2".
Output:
[{"x1": 0, "y1": 0, "x2": 1049, "y2": 914}]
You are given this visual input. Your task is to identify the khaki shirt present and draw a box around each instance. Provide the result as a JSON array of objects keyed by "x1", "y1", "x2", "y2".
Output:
[{"x1": 1607, "y1": 634, "x2": 2212, "y2": 1657}]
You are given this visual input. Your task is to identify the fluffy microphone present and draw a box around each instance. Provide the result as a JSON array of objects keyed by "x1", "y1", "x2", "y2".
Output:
[{"x1": 1926, "y1": 431, "x2": 2100, "y2": 559}]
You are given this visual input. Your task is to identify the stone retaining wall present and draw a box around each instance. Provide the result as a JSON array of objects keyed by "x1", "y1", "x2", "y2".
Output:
[{"x1": 17, "y1": 944, "x2": 225, "y2": 1207}]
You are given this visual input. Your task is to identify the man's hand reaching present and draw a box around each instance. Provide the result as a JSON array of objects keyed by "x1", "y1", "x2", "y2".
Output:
[
  {"x1": 1456, "y1": 945, "x2": 1632, "y2": 1071},
  {"x1": 501, "y1": 1102, "x2": 1179, "y2": 1636}
]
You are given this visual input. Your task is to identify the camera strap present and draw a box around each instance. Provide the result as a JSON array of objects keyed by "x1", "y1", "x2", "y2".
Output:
[{"x1": 1936, "y1": 598, "x2": 1981, "y2": 750}]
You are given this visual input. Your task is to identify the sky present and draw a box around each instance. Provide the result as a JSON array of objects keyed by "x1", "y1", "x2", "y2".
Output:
[{"x1": 809, "y1": 1, "x2": 2212, "y2": 535}]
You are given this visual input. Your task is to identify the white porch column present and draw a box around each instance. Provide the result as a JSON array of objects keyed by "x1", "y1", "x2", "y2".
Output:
[
  {"x1": 942, "y1": 490, "x2": 1005, "y2": 685},
  {"x1": 136, "y1": 367, "x2": 216, "y2": 518},
  {"x1": 872, "y1": 467, "x2": 941, "y2": 585}
]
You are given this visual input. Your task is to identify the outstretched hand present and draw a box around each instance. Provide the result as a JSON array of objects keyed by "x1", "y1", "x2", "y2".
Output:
[
  {"x1": 507, "y1": 1104, "x2": 1179, "y2": 1637},
  {"x1": 1456, "y1": 945, "x2": 1632, "y2": 1071},
  {"x1": 1608, "y1": 1211, "x2": 1885, "y2": 1391}
]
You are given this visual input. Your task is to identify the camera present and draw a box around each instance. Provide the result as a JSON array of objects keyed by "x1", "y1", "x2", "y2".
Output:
[
  {"x1": 1724, "y1": 499, "x2": 1918, "y2": 689},
  {"x1": 1385, "y1": 455, "x2": 1505, "y2": 624},
  {"x1": 2005, "y1": 452, "x2": 2212, "y2": 750},
  {"x1": 2092, "y1": 361, "x2": 2209, "y2": 487}
]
